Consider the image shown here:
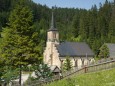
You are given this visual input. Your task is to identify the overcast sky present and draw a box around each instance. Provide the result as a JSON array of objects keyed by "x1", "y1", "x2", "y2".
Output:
[{"x1": 32, "y1": 0, "x2": 113, "y2": 9}]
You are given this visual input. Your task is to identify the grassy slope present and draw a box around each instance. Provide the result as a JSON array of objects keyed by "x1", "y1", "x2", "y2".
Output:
[{"x1": 46, "y1": 68, "x2": 115, "y2": 86}]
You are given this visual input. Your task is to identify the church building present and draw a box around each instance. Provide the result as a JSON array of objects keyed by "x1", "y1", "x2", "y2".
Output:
[{"x1": 43, "y1": 12, "x2": 94, "y2": 69}]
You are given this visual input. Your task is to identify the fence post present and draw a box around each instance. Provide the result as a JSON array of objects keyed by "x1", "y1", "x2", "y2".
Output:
[{"x1": 84, "y1": 66, "x2": 87, "y2": 73}]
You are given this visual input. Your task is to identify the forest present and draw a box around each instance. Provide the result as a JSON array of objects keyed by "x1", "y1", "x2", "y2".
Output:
[
  {"x1": 0, "y1": 0, "x2": 115, "y2": 54},
  {"x1": 0, "y1": 0, "x2": 115, "y2": 56},
  {"x1": 0, "y1": 0, "x2": 115, "y2": 85}
]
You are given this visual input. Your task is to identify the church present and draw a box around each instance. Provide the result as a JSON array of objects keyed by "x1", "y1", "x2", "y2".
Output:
[{"x1": 43, "y1": 12, "x2": 94, "y2": 70}]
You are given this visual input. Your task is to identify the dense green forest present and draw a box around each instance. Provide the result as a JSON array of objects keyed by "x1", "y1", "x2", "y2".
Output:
[
  {"x1": 0, "y1": 0, "x2": 115, "y2": 85},
  {"x1": 0, "y1": 0, "x2": 115, "y2": 56}
]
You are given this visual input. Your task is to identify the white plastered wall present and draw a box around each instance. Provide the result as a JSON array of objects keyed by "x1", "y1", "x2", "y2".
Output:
[
  {"x1": 51, "y1": 44, "x2": 61, "y2": 68},
  {"x1": 43, "y1": 42, "x2": 61, "y2": 68},
  {"x1": 60, "y1": 57, "x2": 94, "y2": 69}
]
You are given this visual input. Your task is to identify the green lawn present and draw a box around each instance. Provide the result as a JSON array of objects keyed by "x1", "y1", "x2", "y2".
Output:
[{"x1": 46, "y1": 68, "x2": 115, "y2": 86}]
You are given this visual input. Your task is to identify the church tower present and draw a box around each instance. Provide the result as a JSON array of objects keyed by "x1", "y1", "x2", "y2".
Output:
[
  {"x1": 47, "y1": 12, "x2": 59, "y2": 44},
  {"x1": 43, "y1": 12, "x2": 60, "y2": 66}
]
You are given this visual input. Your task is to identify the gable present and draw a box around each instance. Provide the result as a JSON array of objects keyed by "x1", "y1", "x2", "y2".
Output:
[{"x1": 50, "y1": 65, "x2": 60, "y2": 72}]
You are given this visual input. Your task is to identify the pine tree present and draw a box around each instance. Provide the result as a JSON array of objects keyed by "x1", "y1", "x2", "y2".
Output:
[
  {"x1": 1, "y1": 66, "x2": 19, "y2": 84},
  {"x1": 34, "y1": 64, "x2": 52, "y2": 80},
  {"x1": 63, "y1": 56, "x2": 72, "y2": 71},
  {"x1": 0, "y1": 0, "x2": 41, "y2": 84},
  {"x1": 72, "y1": 11, "x2": 80, "y2": 38},
  {"x1": 108, "y1": 5, "x2": 115, "y2": 43},
  {"x1": 98, "y1": 44, "x2": 109, "y2": 58},
  {"x1": 79, "y1": 10, "x2": 89, "y2": 41}
]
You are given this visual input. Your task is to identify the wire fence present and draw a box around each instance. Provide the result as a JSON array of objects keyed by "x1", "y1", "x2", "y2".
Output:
[{"x1": 7, "y1": 58, "x2": 115, "y2": 86}]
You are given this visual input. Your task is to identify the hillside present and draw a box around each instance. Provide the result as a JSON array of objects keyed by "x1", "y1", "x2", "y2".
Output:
[
  {"x1": 0, "y1": 0, "x2": 115, "y2": 85},
  {"x1": 46, "y1": 68, "x2": 115, "y2": 86},
  {"x1": 0, "y1": 0, "x2": 115, "y2": 55}
]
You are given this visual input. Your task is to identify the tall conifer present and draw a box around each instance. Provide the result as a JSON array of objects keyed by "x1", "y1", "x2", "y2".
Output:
[{"x1": 0, "y1": 0, "x2": 41, "y2": 84}]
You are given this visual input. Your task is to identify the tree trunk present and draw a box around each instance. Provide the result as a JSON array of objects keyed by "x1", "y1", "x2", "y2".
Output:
[{"x1": 19, "y1": 64, "x2": 22, "y2": 86}]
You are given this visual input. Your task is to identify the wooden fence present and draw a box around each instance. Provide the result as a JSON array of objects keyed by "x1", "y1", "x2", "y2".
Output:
[
  {"x1": 62, "y1": 58, "x2": 115, "y2": 78},
  {"x1": 11, "y1": 58, "x2": 115, "y2": 86}
]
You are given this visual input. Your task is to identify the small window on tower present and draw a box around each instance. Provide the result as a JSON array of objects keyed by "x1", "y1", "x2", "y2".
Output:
[{"x1": 53, "y1": 32, "x2": 56, "y2": 39}]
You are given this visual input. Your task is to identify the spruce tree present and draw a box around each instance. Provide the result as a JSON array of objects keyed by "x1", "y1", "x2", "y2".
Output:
[
  {"x1": 63, "y1": 56, "x2": 72, "y2": 71},
  {"x1": 0, "y1": 0, "x2": 41, "y2": 84},
  {"x1": 34, "y1": 64, "x2": 52, "y2": 80},
  {"x1": 98, "y1": 44, "x2": 109, "y2": 59},
  {"x1": 108, "y1": 5, "x2": 115, "y2": 43}
]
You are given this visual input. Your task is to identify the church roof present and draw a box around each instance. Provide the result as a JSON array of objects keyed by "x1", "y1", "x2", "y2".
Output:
[
  {"x1": 57, "y1": 42, "x2": 94, "y2": 57},
  {"x1": 106, "y1": 43, "x2": 115, "y2": 58},
  {"x1": 48, "y1": 12, "x2": 57, "y2": 31}
]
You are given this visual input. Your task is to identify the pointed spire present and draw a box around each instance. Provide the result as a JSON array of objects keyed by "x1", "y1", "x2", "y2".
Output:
[
  {"x1": 49, "y1": 9, "x2": 57, "y2": 31},
  {"x1": 50, "y1": 12, "x2": 54, "y2": 29}
]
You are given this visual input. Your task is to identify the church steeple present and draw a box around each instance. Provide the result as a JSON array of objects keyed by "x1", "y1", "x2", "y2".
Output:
[
  {"x1": 47, "y1": 11, "x2": 59, "y2": 43},
  {"x1": 49, "y1": 12, "x2": 57, "y2": 31},
  {"x1": 51, "y1": 12, "x2": 54, "y2": 29}
]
